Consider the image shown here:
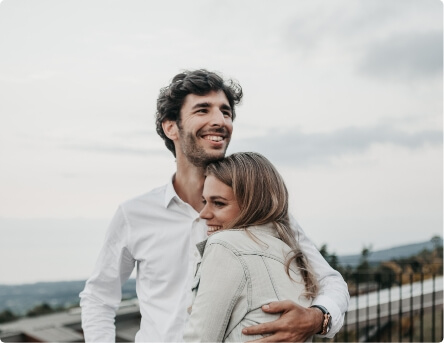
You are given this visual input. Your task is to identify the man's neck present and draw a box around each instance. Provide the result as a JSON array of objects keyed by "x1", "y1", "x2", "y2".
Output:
[{"x1": 173, "y1": 158, "x2": 206, "y2": 213}]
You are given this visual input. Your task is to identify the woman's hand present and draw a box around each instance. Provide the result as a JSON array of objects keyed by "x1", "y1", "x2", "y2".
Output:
[{"x1": 242, "y1": 300, "x2": 323, "y2": 342}]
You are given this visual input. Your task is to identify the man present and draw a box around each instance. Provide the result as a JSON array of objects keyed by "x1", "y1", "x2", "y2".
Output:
[{"x1": 80, "y1": 69, "x2": 349, "y2": 342}]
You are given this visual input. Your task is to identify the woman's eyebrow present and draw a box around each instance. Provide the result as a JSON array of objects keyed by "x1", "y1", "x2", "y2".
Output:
[{"x1": 209, "y1": 195, "x2": 228, "y2": 201}]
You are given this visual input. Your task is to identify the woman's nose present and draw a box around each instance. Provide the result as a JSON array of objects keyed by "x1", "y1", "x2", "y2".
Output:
[{"x1": 199, "y1": 204, "x2": 212, "y2": 219}]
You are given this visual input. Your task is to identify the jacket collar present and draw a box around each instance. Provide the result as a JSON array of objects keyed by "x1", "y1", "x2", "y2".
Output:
[{"x1": 195, "y1": 223, "x2": 280, "y2": 257}]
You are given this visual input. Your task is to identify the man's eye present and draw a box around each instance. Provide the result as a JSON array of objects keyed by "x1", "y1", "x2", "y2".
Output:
[
  {"x1": 223, "y1": 112, "x2": 232, "y2": 118},
  {"x1": 202, "y1": 199, "x2": 207, "y2": 205}
]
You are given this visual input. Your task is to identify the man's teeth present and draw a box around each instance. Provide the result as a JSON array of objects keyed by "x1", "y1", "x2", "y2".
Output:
[
  {"x1": 207, "y1": 226, "x2": 222, "y2": 232},
  {"x1": 205, "y1": 135, "x2": 223, "y2": 142}
]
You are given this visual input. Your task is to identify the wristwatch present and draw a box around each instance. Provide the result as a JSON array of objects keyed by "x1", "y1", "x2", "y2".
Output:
[{"x1": 310, "y1": 305, "x2": 332, "y2": 335}]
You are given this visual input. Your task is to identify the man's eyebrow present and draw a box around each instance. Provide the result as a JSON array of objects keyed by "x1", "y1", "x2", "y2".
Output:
[
  {"x1": 220, "y1": 104, "x2": 232, "y2": 112},
  {"x1": 191, "y1": 102, "x2": 232, "y2": 112},
  {"x1": 191, "y1": 102, "x2": 211, "y2": 110}
]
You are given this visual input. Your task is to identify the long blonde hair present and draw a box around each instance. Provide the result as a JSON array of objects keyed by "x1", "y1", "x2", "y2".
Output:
[{"x1": 206, "y1": 152, "x2": 318, "y2": 298}]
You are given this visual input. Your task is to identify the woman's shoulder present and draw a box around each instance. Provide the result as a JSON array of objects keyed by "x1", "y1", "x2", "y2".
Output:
[
  {"x1": 206, "y1": 224, "x2": 278, "y2": 251},
  {"x1": 207, "y1": 229, "x2": 248, "y2": 245}
]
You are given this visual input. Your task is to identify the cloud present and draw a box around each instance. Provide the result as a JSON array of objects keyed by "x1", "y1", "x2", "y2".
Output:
[
  {"x1": 283, "y1": 1, "x2": 442, "y2": 81},
  {"x1": 58, "y1": 129, "x2": 166, "y2": 157},
  {"x1": 283, "y1": 1, "x2": 419, "y2": 51},
  {"x1": 63, "y1": 143, "x2": 165, "y2": 156},
  {"x1": 63, "y1": 124, "x2": 442, "y2": 165},
  {"x1": 358, "y1": 31, "x2": 443, "y2": 80},
  {"x1": 229, "y1": 125, "x2": 442, "y2": 166}
]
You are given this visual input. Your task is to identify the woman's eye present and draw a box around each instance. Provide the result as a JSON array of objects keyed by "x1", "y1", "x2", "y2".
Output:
[
  {"x1": 202, "y1": 199, "x2": 207, "y2": 205},
  {"x1": 214, "y1": 201, "x2": 225, "y2": 207}
]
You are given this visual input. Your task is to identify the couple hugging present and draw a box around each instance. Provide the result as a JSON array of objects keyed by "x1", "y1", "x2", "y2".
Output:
[{"x1": 80, "y1": 69, "x2": 349, "y2": 342}]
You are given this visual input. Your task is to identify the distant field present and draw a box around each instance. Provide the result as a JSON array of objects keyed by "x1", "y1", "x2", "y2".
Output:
[{"x1": 0, "y1": 279, "x2": 137, "y2": 316}]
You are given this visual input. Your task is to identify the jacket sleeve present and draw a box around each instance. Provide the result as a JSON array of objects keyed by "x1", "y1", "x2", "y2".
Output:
[
  {"x1": 183, "y1": 240, "x2": 246, "y2": 343},
  {"x1": 79, "y1": 206, "x2": 136, "y2": 342},
  {"x1": 290, "y1": 215, "x2": 350, "y2": 338}
]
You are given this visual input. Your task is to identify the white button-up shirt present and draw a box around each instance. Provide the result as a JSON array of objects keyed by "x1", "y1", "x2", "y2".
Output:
[{"x1": 80, "y1": 177, "x2": 349, "y2": 342}]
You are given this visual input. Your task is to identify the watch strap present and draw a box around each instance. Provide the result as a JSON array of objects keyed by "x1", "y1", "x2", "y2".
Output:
[{"x1": 310, "y1": 305, "x2": 332, "y2": 335}]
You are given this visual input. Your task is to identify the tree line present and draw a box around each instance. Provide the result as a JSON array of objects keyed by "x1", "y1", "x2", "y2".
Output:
[{"x1": 319, "y1": 235, "x2": 443, "y2": 295}]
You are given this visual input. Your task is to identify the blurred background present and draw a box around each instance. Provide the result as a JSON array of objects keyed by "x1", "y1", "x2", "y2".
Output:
[{"x1": 0, "y1": 0, "x2": 442, "y2": 342}]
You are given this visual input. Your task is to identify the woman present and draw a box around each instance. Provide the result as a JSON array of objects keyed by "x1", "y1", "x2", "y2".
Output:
[{"x1": 183, "y1": 152, "x2": 319, "y2": 342}]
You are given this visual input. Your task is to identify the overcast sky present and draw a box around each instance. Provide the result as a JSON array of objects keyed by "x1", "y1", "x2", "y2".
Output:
[{"x1": 0, "y1": 0, "x2": 442, "y2": 284}]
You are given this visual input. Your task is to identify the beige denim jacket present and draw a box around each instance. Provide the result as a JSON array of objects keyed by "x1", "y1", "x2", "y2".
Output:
[{"x1": 183, "y1": 224, "x2": 313, "y2": 342}]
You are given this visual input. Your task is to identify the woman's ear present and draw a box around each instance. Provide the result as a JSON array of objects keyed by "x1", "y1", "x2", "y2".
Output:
[{"x1": 162, "y1": 120, "x2": 179, "y2": 141}]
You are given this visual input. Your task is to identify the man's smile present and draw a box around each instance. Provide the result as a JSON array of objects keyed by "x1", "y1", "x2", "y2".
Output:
[{"x1": 203, "y1": 135, "x2": 224, "y2": 142}]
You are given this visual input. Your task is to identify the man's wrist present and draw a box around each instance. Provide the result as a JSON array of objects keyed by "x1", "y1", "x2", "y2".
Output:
[
  {"x1": 310, "y1": 305, "x2": 332, "y2": 335},
  {"x1": 309, "y1": 306, "x2": 324, "y2": 335}
]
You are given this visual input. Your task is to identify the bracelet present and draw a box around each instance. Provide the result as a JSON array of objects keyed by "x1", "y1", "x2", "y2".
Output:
[{"x1": 310, "y1": 305, "x2": 332, "y2": 335}]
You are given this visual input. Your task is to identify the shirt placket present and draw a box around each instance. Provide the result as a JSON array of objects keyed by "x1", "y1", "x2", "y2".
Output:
[{"x1": 178, "y1": 202, "x2": 207, "y2": 316}]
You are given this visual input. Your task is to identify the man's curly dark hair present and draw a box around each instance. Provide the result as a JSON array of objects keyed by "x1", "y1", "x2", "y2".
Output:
[{"x1": 155, "y1": 69, "x2": 243, "y2": 157}]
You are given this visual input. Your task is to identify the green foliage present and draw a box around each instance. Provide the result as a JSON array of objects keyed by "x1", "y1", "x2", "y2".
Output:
[
  {"x1": 0, "y1": 309, "x2": 17, "y2": 323},
  {"x1": 318, "y1": 244, "x2": 346, "y2": 275},
  {"x1": 26, "y1": 303, "x2": 54, "y2": 317},
  {"x1": 320, "y1": 237, "x2": 443, "y2": 293}
]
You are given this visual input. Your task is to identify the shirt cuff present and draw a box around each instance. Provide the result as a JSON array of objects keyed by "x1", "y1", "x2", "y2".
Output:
[{"x1": 311, "y1": 295, "x2": 344, "y2": 338}]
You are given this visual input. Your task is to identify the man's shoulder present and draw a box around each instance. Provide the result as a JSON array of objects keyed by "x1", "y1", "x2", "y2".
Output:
[{"x1": 120, "y1": 183, "x2": 168, "y2": 210}]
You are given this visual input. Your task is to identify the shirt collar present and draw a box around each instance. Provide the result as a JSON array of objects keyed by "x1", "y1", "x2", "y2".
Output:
[
  {"x1": 164, "y1": 174, "x2": 178, "y2": 208},
  {"x1": 250, "y1": 223, "x2": 280, "y2": 239}
]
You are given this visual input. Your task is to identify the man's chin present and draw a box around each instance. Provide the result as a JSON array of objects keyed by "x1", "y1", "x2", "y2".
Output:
[
  {"x1": 205, "y1": 150, "x2": 227, "y2": 163},
  {"x1": 188, "y1": 151, "x2": 226, "y2": 168}
]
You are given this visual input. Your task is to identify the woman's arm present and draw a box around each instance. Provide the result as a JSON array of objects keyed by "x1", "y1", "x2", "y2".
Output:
[{"x1": 184, "y1": 240, "x2": 246, "y2": 342}]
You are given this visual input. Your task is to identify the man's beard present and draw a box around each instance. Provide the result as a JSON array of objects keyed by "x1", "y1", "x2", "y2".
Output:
[{"x1": 178, "y1": 128, "x2": 229, "y2": 168}]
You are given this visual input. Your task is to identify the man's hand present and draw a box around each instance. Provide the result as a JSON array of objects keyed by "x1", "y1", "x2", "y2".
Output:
[{"x1": 242, "y1": 300, "x2": 324, "y2": 342}]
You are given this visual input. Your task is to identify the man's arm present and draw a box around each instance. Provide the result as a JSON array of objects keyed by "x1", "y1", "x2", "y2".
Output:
[
  {"x1": 79, "y1": 206, "x2": 136, "y2": 342},
  {"x1": 243, "y1": 216, "x2": 350, "y2": 341},
  {"x1": 242, "y1": 301, "x2": 324, "y2": 342},
  {"x1": 292, "y1": 216, "x2": 349, "y2": 336}
]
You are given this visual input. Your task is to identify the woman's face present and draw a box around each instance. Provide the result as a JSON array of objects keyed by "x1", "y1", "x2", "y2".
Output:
[{"x1": 200, "y1": 175, "x2": 241, "y2": 235}]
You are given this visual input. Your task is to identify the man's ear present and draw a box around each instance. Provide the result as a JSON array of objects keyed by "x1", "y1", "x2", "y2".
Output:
[{"x1": 162, "y1": 120, "x2": 179, "y2": 141}]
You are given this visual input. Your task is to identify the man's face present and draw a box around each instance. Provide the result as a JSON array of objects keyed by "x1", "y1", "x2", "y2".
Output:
[{"x1": 176, "y1": 90, "x2": 233, "y2": 167}]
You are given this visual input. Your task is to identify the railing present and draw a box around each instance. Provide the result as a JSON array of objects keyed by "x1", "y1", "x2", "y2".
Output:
[{"x1": 314, "y1": 272, "x2": 443, "y2": 342}]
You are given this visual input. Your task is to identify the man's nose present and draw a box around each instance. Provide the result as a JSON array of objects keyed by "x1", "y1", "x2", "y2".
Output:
[{"x1": 209, "y1": 109, "x2": 226, "y2": 126}]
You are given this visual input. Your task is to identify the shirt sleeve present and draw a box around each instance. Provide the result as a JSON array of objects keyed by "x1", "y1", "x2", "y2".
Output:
[
  {"x1": 290, "y1": 215, "x2": 350, "y2": 338},
  {"x1": 79, "y1": 206, "x2": 136, "y2": 342},
  {"x1": 183, "y1": 240, "x2": 246, "y2": 343}
]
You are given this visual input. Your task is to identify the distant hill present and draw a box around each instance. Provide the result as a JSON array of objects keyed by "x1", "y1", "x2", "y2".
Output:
[
  {"x1": 337, "y1": 238, "x2": 443, "y2": 267},
  {"x1": 0, "y1": 279, "x2": 136, "y2": 316},
  {"x1": 1, "y1": 238, "x2": 441, "y2": 316}
]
